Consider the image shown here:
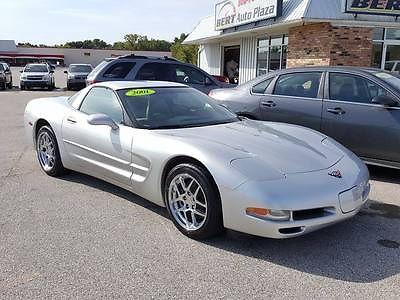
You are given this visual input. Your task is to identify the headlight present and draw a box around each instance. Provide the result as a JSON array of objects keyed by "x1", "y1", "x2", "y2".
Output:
[
  {"x1": 20, "y1": 74, "x2": 27, "y2": 80},
  {"x1": 68, "y1": 74, "x2": 75, "y2": 79},
  {"x1": 43, "y1": 74, "x2": 50, "y2": 80}
]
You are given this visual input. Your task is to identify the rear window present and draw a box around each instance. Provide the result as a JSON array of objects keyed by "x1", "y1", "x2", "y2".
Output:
[{"x1": 103, "y1": 62, "x2": 136, "y2": 79}]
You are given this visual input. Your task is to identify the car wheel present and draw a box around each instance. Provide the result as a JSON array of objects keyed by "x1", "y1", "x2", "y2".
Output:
[
  {"x1": 36, "y1": 125, "x2": 65, "y2": 177},
  {"x1": 0, "y1": 82, "x2": 5, "y2": 90},
  {"x1": 165, "y1": 163, "x2": 224, "y2": 240},
  {"x1": 20, "y1": 85, "x2": 25, "y2": 90},
  {"x1": 7, "y1": 81, "x2": 12, "y2": 89}
]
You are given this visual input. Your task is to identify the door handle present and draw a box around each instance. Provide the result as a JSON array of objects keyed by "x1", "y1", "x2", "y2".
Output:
[
  {"x1": 327, "y1": 107, "x2": 346, "y2": 115},
  {"x1": 66, "y1": 117, "x2": 77, "y2": 124},
  {"x1": 261, "y1": 100, "x2": 277, "y2": 108}
]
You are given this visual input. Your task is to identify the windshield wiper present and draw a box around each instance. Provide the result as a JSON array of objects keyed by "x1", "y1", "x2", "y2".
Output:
[
  {"x1": 148, "y1": 119, "x2": 239, "y2": 130},
  {"x1": 149, "y1": 124, "x2": 192, "y2": 130}
]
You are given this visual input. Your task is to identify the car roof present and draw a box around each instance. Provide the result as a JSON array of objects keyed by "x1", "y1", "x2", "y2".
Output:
[{"x1": 93, "y1": 81, "x2": 188, "y2": 90}]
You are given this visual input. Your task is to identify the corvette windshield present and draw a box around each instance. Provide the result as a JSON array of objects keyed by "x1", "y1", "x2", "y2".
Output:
[{"x1": 118, "y1": 87, "x2": 239, "y2": 129}]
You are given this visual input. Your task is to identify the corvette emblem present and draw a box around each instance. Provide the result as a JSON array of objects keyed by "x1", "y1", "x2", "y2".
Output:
[{"x1": 329, "y1": 170, "x2": 342, "y2": 179}]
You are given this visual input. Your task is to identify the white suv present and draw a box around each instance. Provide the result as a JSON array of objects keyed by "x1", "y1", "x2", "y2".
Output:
[{"x1": 20, "y1": 63, "x2": 55, "y2": 90}]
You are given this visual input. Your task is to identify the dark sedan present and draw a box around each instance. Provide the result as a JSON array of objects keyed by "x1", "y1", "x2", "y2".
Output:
[{"x1": 209, "y1": 67, "x2": 400, "y2": 169}]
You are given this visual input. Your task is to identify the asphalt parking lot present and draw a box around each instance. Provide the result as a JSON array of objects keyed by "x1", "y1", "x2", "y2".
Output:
[{"x1": 0, "y1": 89, "x2": 399, "y2": 299}]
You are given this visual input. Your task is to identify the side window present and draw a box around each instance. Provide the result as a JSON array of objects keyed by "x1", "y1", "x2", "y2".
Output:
[
  {"x1": 103, "y1": 62, "x2": 135, "y2": 79},
  {"x1": 136, "y1": 63, "x2": 173, "y2": 81},
  {"x1": 172, "y1": 65, "x2": 207, "y2": 85},
  {"x1": 80, "y1": 87, "x2": 123, "y2": 123},
  {"x1": 252, "y1": 78, "x2": 274, "y2": 94},
  {"x1": 274, "y1": 72, "x2": 322, "y2": 99},
  {"x1": 329, "y1": 73, "x2": 387, "y2": 104}
]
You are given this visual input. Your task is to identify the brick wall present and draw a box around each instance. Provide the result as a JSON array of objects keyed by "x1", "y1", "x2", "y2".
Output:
[{"x1": 287, "y1": 22, "x2": 373, "y2": 68}]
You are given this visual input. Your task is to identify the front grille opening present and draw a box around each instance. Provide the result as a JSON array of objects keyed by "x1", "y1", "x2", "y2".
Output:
[
  {"x1": 293, "y1": 207, "x2": 334, "y2": 221},
  {"x1": 279, "y1": 227, "x2": 304, "y2": 235}
]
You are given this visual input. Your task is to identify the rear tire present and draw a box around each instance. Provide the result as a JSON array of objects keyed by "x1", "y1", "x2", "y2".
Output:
[
  {"x1": 7, "y1": 80, "x2": 12, "y2": 89},
  {"x1": 36, "y1": 125, "x2": 66, "y2": 177},
  {"x1": 164, "y1": 163, "x2": 224, "y2": 240},
  {"x1": 0, "y1": 82, "x2": 5, "y2": 90}
]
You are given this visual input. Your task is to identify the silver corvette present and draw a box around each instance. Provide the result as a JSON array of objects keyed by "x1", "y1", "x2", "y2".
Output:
[{"x1": 24, "y1": 81, "x2": 370, "y2": 239}]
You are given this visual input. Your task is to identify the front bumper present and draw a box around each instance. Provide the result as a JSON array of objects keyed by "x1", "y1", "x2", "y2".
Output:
[
  {"x1": 221, "y1": 155, "x2": 370, "y2": 239},
  {"x1": 21, "y1": 80, "x2": 51, "y2": 88},
  {"x1": 67, "y1": 79, "x2": 86, "y2": 89}
]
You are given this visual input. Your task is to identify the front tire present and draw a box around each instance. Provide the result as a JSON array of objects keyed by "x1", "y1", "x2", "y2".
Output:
[
  {"x1": 36, "y1": 126, "x2": 65, "y2": 177},
  {"x1": 164, "y1": 163, "x2": 224, "y2": 240}
]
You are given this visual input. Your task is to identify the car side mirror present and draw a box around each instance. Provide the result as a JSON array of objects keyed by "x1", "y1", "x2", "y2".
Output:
[
  {"x1": 372, "y1": 95, "x2": 398, "y2": 107},
  {"x1": 205, "y1": 77, "x2": 213, "y2": 86},
  {"x1": 64, "y1": 70, "x2": 68, "y2": 74},
  {"x1": 87, "y1": 114, "x2": 119, "y2": 130},
  {"x1": 20, "y1": 70, "x2": 23, "y2": 73},
  {"x1": 49, "y1": 70, "x2": 54, "y2": 74}
]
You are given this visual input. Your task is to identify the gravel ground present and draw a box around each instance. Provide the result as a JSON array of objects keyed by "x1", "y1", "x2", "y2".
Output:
[{"x1": 0, "y1": 89, "x2": 399, "y2": 299}]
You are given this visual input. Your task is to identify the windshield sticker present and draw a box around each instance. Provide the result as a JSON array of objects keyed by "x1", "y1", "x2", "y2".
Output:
[{"x1": 125, "y1": 89, "x2": 156, "y2": 97}]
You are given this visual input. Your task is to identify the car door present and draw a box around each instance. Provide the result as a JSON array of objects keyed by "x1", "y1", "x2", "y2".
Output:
[
  {"x1": 62, "y1": 86, "x2": 134, "y2": 186},
  {"x1": 169, "y1": 64, "x2": 218, "y2": 94},
  {"x1": 321, "y1": 72, "x2": 400, "y2": 163},
  {"x1": 259, "y1": 71, "x2": 324, "y2": 131}
]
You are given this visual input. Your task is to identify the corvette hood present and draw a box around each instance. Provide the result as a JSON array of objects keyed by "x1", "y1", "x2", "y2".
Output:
[{"x1": 160, "y1": 120, "x2": 344, "y2": 175}]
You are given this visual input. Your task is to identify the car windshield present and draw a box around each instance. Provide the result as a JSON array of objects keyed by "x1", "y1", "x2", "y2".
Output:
[
  {"x1": 24, "y1": 65, "x2": 48, "y2": 73},
  {"x1": 371, "y1": 70, "x2": 400, "y2": 90},
  {"x1": 118, "y1": 87, "x2": 239, "y2": 129},
  {"x1": 69, "y1": 65, "x2": 92, "y2": 73}
]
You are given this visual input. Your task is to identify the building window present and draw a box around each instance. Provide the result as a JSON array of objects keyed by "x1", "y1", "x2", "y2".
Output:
[
  {"x1": 372, "y1": 27, "x2": 400, "y2": 72},
  {"x1": 256, "y1": 35, "x2": 288, "y2": 76},
  {"x1": 371, "y1": 42, "x2": 383, "y2": 68}
]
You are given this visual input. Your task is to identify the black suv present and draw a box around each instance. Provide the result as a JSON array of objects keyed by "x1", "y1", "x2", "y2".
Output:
[
  {"x1": 86, "y1": 55, "x2": 232, "y2": 94},
  {"x1": 0, "y1": 62, "x2": 13, "y2": 90}
]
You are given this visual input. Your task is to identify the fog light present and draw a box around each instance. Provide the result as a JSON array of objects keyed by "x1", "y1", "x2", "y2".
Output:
[{"x1": 246, "y1": 207, "x2": 290, "y2": 221}]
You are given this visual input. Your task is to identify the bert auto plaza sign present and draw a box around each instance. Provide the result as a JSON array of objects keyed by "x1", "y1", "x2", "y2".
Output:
[
  {"x1": 344, "y1": 0, "x2": 400, "y2": 16},
  {"x1": 215, "y1": 0, "x2": 283, "y2": 31}
]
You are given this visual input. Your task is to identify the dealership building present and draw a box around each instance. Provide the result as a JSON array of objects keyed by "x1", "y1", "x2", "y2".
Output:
[
  {"x1": 185, "y1": 0, "x2": 400, "y2": 84},
  {"x1": 0, "y1": 40, "x2": 170, "y2": 67}
]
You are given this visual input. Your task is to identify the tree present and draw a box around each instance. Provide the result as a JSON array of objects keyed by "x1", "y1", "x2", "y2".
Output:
[
  {"x1": 62, "y1": 39, "x2": 111, "y2": 49},
  {"x1": 121, "y1": 34, "x2": 172, "y2": 51},
  {"x1": 171, "y1": 33, "x2": 198, "y2": 65}
]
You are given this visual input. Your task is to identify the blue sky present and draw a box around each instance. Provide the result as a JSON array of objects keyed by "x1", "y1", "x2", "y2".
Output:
[{"x1": 2, "y1": 0, "x2": 216, "y2": 44}]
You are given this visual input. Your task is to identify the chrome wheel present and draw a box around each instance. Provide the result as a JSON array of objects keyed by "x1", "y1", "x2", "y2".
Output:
[
  {"x1": 168, "y1": 173, "x2": 208, "y2": 231},
  {"x1": 37, "y1": 131, "x2": 56, "y2": 172}
]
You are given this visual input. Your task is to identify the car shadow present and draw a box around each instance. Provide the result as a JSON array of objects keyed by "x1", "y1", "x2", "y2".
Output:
[
  {"x1": 59, "y1": 171, "x2": 169, "y2": 220},
  {"x1": 59, "y1": 171, "x2": 400, "y2": 284}
]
